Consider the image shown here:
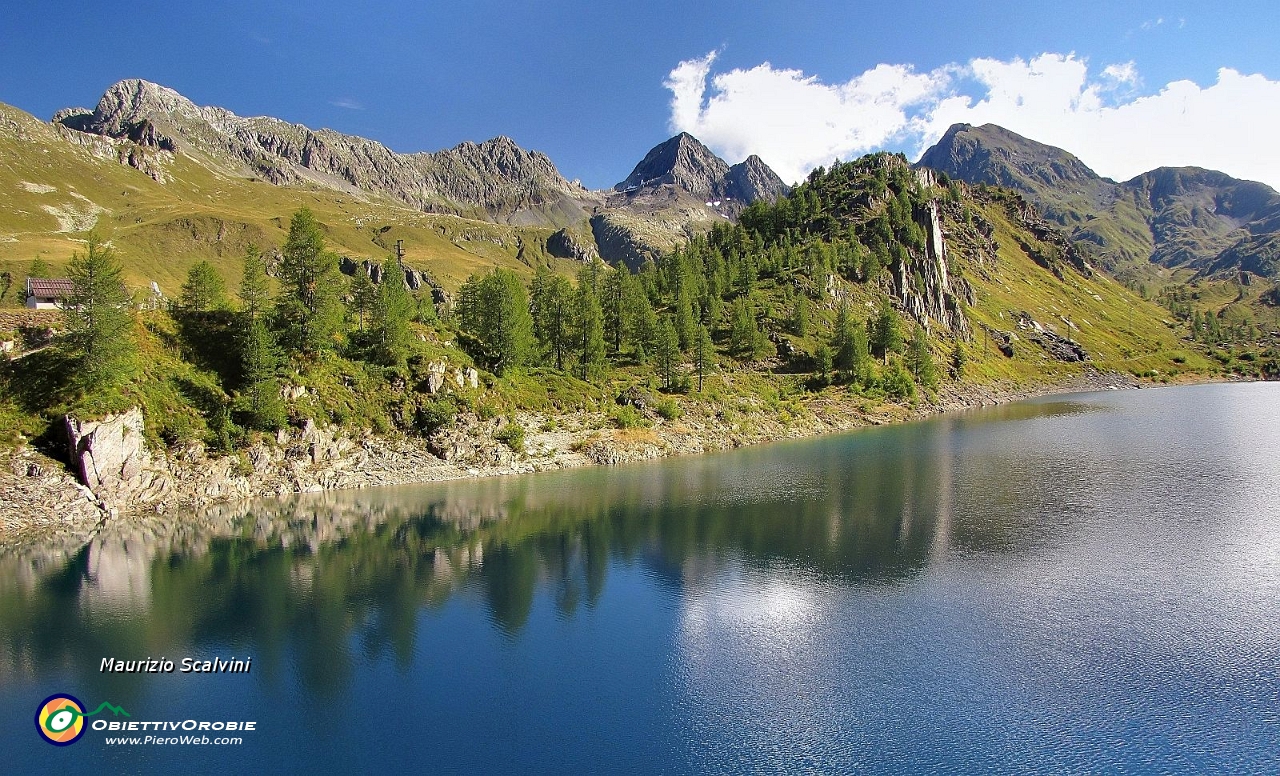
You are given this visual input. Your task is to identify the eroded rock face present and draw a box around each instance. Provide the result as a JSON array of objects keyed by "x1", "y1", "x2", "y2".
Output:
[
  {"x1": 57, "y1": 79, "x2": 591, "y2": 222},
  {"x1": 65, "y1": 408, "x2": 150, "y2": 493},
  {"x1": 892, "y1": 199, "x2": 973, "y2": 338}
]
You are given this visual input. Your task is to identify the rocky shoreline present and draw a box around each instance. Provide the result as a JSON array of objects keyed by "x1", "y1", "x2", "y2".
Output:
[{"x1": 0, "y1": 368, "x2": 1170, "y2": 549}]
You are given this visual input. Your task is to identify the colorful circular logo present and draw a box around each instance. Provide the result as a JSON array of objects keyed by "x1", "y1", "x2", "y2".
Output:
[{"x1": 35, "y1": 694, "x2": 86, "y2": 746}]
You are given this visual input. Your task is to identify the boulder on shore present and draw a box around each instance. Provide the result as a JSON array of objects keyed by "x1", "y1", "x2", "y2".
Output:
[{"x1": 65, "y1": 408, "x2": 149, "y2": 493}]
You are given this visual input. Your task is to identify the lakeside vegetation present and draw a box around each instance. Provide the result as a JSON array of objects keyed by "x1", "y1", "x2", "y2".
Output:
[{"x1": 1, "y1": 154, "x2": 1275, "y2": 463}]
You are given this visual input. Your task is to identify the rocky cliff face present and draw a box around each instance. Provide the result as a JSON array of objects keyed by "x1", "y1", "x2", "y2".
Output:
[
  {"x1": 723, "y1": 155, "x2": 790, "y2": 203},
  {"x1": 892, "y1": 198, "x2": 973, "y2": 338},
  {"x1": 56, "y1": 79, "x2": 594, "y2": 225}
]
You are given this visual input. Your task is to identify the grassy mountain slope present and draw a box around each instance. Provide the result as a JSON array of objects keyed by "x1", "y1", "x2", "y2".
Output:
[
  {"x1": 0, "y1": 101, "x2": 583, "y2": 302},
  {"x1": 918, "y1": 122, "x2": 1280, "y2": 343}
]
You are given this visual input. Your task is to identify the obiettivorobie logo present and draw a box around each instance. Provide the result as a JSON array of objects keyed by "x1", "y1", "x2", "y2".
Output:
[
  {"x1": 34, "y1": 692, "x2": 256, "y2": 747},
  {"x1": 35, "y1": 694, "x2": 130, "y2": 746}
]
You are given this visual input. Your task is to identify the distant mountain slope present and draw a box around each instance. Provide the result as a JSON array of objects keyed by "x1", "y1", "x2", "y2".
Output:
[
  {"x1": 917, "y1": 123, "x2": 1280, "y2": 280},
  {"x1": 54, "y1": 79, "x2": 596, "y2": 226},
  {"x1": 0, "y1": 82, "x2": 796, "y2": 299}
]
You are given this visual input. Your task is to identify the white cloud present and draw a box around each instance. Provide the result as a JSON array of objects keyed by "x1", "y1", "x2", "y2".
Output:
[
  {"x1": 329, "y1": 98, "x2": 363, "y2": 111},
  {"x1": 665, "y1": 52, "x2": 1280, "y2": 190},
  {"x1": 1101, "y1": 62, "x2": 1139, "y2": 86},
  {"x1": 664, "y1": 51, "x2": 949, "y2": 184}
]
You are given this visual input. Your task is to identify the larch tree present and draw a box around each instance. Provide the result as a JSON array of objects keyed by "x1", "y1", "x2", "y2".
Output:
[
  {"x1": 179, "y1": 261, "x2": 226, "y2": 313},
  {"x1": 238, "y1": 246, "x2": 284, "y2": 430},
  {"x1": 63, "y1": 232, "x2": 136, "y2": 391},
  {"x1": 574, "y1": 281, "x2": 607, "y2": 381},
  {"x1": 371, "y1": 256, "x2": 415, "y2": 367},
  {"x1": 275, "y1": 207, "x2": 343, "y2": 355}
]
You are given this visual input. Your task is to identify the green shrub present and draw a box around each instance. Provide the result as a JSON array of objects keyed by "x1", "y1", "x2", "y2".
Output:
[
  {"x1": 611, "y1": 405, "x2": 649, "y2": 429},
  {"x1": 495, "y1": 419, "x2": 525, "y2": 452},
  {"x1": 655, "y1": 397, "x2": 682, "y2": 420},
  {"x1": 416, "y1": 396, "x2": 459, "y2": 436}
]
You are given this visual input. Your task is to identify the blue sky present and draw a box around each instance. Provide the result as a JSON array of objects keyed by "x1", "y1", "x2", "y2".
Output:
[{"x1": 3, "y1": 1, "x2": 1280, "y2": 188}]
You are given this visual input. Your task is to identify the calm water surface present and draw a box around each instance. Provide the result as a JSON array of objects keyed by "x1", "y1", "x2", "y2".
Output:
[{"x1": 2, "y1": 383, "x2": 1278, "y2": 773}]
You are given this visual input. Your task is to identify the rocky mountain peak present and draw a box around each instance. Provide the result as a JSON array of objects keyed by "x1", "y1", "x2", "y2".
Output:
[
  {"x1": 918, "y1": 123, "x2": 1103, "y2": 189},
  {"x1": 723, "y1": 154, "x2": 790, "y2": 203},
  {"x1": 615, "y1": 132, "x2": 731, "y2": 196},
  {"x1": 614, "y1": 132, "x2": 789, "y2": 207}
]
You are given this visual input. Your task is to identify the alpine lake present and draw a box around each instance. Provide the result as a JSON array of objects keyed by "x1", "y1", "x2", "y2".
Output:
[{"x1": 3, "y1": 382, "x2": 1278, "y2": 773}]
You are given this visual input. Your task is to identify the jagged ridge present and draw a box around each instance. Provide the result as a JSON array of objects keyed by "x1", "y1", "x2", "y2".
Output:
[{"x1": 56, "y1": 79, "x2": 592, "y2": 224}]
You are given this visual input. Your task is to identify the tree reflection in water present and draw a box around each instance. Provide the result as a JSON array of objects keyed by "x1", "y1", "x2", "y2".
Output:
[{"x1": 0, "y1": 402, "x2": 1092, "y2": 694}]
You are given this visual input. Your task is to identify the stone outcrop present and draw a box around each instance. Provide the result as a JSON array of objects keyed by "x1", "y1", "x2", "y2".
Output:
[
  {"x1": 546, "y1": 228, "x2": 599, "y2": 262},
  {"x1": 892, "y1": 198, "x2": 973, "y2": 338},
  {"x1": 1016, "y1": 312, "x2": 1089, "y2": 362},
  {"x1": 65, "y1": 408, "x2": 150, "y2": 494},
  {"x1": 337, "y1": 256, "x2": 450, "y2": 308}
]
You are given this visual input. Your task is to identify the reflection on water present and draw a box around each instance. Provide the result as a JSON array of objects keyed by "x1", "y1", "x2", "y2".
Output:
[
  {"x1": 0, "y1": 393, "x2": 1152, "y2": 691},
  {"x1": 0, "y1": 424, "x2": 964, "y2": 680},
  {"x1": 2, "y1": 384, "x2": 1278, "y2": 773}
]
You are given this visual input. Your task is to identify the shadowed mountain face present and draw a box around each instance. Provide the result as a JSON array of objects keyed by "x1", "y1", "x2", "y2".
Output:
[{"x1": 918, "y1": 123, "x2": 1280, "y2": 280}]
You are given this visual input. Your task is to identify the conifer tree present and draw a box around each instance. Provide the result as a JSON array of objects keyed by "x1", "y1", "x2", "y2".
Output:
[
  {"x1": 790, "y1": 293, "x2": 809, "y2": 337},
  {"x1": 870, "y1": 306, "x2": 904, "y2": 362},
  {"x1": 950, "y1": 341, "x2": 967, "y2": 380},
  {"x1": 574, "y1": 281, "x2": 607, "y2": 381},
  {"x1": 656, "y1": 316, "x2": 680, "y2": 391},
  {"x1": 63, "y1": 232, "x2": 135, "y2": 390},
  {"x1": 624, "y1": 279, "x2": 658, "y2": 362},
  {"x1": 457, "y1": 268, "x2": 534, "y2": 375},
  {"x1": 179, "y1": 261, "x2": 226, "y2": 313},
  {"x1": 602, "y1": 269, "x2": 626, "y2": 356},
  {"x1": 349, "y1": 269, "x2": 377, "y2": 332},
  {"x1": 238, "y1": 246, "x2": 284, "y2": 430},
  {"x1": 674, "y1": 285, "x2": 696, "y2": 350},
  {"x1": 275, "y1": 207, "x2": 343, "y2": 355},
  {"x1": 531, "y1": 267, "x2": 574, "y2": 370},
  {"x1": 371, "y1": 256, "x2": 414, "y2": 366},
  {"x1": 728, "y1": 296, "x2": 767, "y2": 359},
  {"x1": 906, "y1": 326, "x2": 939, "y2": 391},
  {"x1": 814, "y1": 343, "x2": 833, "y2": 385},
  {"x1": 693, "y1": 323, "x2": 713, "y2": 392}
]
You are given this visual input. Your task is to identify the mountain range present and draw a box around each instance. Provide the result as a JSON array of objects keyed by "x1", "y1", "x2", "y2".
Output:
[
  {"x1": 5, "y1": 79, "x2": 787, "y2": 277},
  {"x1": 3, "y1": 77, "x2": 1279, "y2": 318},
  {"x1": 917, "y1": 123, "x2": 1280, "y2": 281}
]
